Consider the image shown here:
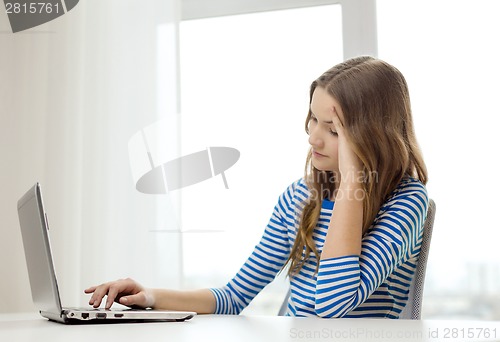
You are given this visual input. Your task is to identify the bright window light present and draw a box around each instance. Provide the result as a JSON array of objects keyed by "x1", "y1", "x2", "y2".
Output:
[
  {"x1": 179, "y1": 5, "x2": 343, "y2": 313},
  {"x1": 378, "y1": 0, "x2": 500, "y2": 319}
]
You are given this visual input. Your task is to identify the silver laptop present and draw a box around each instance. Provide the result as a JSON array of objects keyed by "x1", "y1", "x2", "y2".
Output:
[{"x1": 17, "y1": 183, "x2": 196, "y2": 323}]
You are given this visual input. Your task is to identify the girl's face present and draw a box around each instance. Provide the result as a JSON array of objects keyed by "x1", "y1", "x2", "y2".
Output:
[{"x1": 308, "y1": 86, "x2": 341, "y2": 174}]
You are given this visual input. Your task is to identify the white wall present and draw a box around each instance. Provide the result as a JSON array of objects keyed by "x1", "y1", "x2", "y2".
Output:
[
  {"x1": 0, "y1": 0, "x2": 377, "y2": 314},
  {"x1": 0, "y1": 0, "x2": 181, "y2": 313}
]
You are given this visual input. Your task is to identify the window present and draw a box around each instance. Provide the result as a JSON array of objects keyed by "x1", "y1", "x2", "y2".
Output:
[
  {"x1": 378, "y1": 0, "x2": 500, "y2": 319},
  {"x1": 179, "y1": 5, "x2": 343, "y2": 314}
]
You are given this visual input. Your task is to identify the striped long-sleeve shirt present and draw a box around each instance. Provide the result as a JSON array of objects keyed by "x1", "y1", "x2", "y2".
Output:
[{"x1": 210, "y1": 176, "x2": 428, "y2": 318}]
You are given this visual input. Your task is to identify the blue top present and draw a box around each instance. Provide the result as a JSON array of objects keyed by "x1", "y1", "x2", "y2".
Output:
[{"x1": 210, "y1": 177, "x2": 428, "y2": 318}]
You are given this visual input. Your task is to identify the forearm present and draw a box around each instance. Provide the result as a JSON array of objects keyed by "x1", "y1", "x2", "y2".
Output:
[
  {"x1": 320, "y1": 182, "x2": 364, "y2": 259},
  {"x1": 151, "y1": 288, "x2": 216, "y2": 314}
]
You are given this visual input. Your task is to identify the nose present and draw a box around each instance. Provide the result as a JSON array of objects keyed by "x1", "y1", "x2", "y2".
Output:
[{"x1": 308, "y1": 125, "x2": 323, "y2": 149}]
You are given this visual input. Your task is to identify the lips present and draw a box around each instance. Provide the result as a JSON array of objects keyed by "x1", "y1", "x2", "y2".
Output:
[{"x1": 312, "y1": 150, "x2": 327, "y2": 158}]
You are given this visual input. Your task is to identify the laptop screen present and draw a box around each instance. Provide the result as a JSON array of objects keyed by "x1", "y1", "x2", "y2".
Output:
[{"x1": 17, "y1": 183, "x2": 63, "y2": 315}]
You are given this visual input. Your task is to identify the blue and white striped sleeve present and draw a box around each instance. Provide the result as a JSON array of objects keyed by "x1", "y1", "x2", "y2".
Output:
[
  {"x1": 209, "y1": 181, "x2": 298, "y2": 314},
  {"x1": 314, "y1": 181, "x2": 428, "y2": 318}
]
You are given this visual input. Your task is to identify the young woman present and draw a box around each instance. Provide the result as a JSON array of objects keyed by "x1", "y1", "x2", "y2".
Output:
[{"x1": 85, "y1": 56, "x2": 428, "y2": 318}]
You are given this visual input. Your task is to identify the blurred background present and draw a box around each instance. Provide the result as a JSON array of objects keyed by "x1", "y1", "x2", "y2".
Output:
[{"x1": 1, "y1": 0, "x2": 499, "y2": 319}]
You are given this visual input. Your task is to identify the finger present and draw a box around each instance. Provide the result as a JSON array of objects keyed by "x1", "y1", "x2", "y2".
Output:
[
  {"x1": 105, "y1": 285, "x2": 120, "y2": 309},
  {"x1": 122, "y1": 291, "x2": 153, "y2": 309},
  {"x1": 84, "y1": 286, "x2": 96, "y2": 294},
  {"x1": 90, "y1": 293, "x2": 103, "y2": 308},
  {"x1": 89, "y1": 291, "x2": 103, "y2": 308},
  {"x1": 331, "y1": 107, "x2": 344, "y2": 131},
  {"x1": 89, "y1": 284, "x2": 110, "y2": 308},
  {"x1": 119, "y1": 293, "x2": 143, "y2": 308}
]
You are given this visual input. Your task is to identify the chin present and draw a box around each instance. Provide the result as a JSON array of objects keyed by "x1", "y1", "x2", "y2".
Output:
[
  {"x1": 311, "y1": 161, "x2": 329, "y2": 172},
  {"x1": 312, "y1": 162, "x2": 338, "y2": 175}
]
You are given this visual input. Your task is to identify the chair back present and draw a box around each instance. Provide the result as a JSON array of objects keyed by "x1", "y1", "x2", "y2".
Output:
[
  {"x1": 399, "y1": 198, "x2": 436, "y2": 319},
  {"x1": 278, "y1": 199, "x2": 436, "y2": 318},
  {"x1": 278, "y1": 288, "x2": 290, "y2": 316}
]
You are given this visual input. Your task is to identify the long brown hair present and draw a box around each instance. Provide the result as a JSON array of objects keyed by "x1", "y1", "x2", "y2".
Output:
[{"x1": 285, "y1": 56, "x2": 428, "y2": 276}]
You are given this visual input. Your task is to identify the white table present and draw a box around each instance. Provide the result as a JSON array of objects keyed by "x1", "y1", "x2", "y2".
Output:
[{"x1": 1, "y1": 313, "x2": 499, "y2": 342}]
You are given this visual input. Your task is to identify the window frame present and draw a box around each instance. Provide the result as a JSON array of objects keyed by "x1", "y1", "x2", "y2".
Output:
[{"x1": 181, "y1": 0, "x2": 378, "y2": 59}]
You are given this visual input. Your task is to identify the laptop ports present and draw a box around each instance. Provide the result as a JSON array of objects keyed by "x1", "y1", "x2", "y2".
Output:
[{"x1": 81, "y1": 313, "x2": 89, "y2": 319}]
